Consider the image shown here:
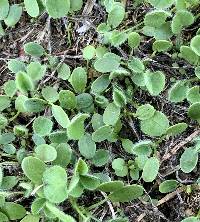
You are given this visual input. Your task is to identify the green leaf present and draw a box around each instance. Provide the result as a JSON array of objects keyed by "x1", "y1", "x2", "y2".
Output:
[
  {"x1": 49, "y1": 130, "x2": 68, "y2": 144},
  {"x1": 179, "y1": 46, "x2": 198, "y2": 65},
  {"x1": 132, "y1": 140, "x2": 153, "y2": 156},
  {"x1": 91, "y1": 74, "x2": 110, "y2": 94},
  {"x1": 144, "y1": 70, "x2": 165, "y2": 96},
  {"x1": 94, "y1": 57, "x2": 120, "y2": 73},
  {"x1": 107, "y1": 3, "x2": 125, "y2": 28},
  {"x1": 27, "y1": 62, "x2": 46, "y2": 80},
  {"x1": 180, "y1": 147, "x2": 198, "y2": 173},
  {"x1": 0, "y1": 133, "x2": 15, "y2": 145},
  {"x1": 121, "y1": 138, "x2": 134, "y2": 154},
  {"x1": 110, "y1": 31, "x2": 128, "y2": 47},
  {"x1": 0, "y1": 96, "x2": 10, "y2": 111},
  {"x1": 16, "y1": 72, "x2": 34, "y2": 93},
  {"x1": 128, "y1": 32, "x2": 141, "y2": 49},
  {"x1": 24, "y1": 42, "x2": 45, "y2": 57},
  {"x1": 190, "y1": 35, "x2": 200, "y2": 56},
  {"x1": 77, "y1": 93, "x2": 93, "y2": 111},
  {"x1": 141, "y1": 111, "x2": 169, "y2": 137},
  {"x1": 166, "y1": 123, "x2": 188, "y2": 137},
  {"x1": 3, "y1": 80, "x2": 16, "y2": 97},
  {"x1": 1, "y1": 202, "x2": 26, "y2": 220},
  {"x1": 136, "y1": 104, "x2": 156, "y2": 120},
  {"x1": 15, "y1": 95, "x2": 28, "y2": 112},
  {"x1": 195, "y1": 66, "x2": 200, "y2": 79},
  {"x1": 168, "y1": 81, "x2": 188, "y2": 103},
  {"x1": 31, "y1": 198, "x2": 46, "y2": 215},
  {"x1": 70, "y1": 67, "x2": 87, "y2": 93},
  {"x1": 3, "y1": 144, "x2": 16, "y2": 155},
  {"x1": 35, "y1": 144, "x2": 57, "y2": 162},
  {"x1": 147, "y1": 0, "x2": 174, "y2": 8},
  {"x1": 0, "y1": 114, "x2": 8, "y2": 129},
  {"x1": 0, "y1": 212, "x2": 8, "y2": 222},
  {"x1": 181, "y1": 217, "x2": 199, "y2": 222},
  {"x1": 57, "y1": 63, "x2": 71, "y2": 80},
  {"x1": 70, "y1": 0, "x2": 83, "y2": 11},
  {"x1": 24, "y1": 0, "x2": 39, "y2": 17},
  {"x1": 92, "y1": 125, "x2": 113, "y2": 142},
  {"x1": 152, "y1": 40, "x2": 172, "y2": 52},
  {"x1": 75, "y1": 158, "x2": 89, "y2": 175},
  {"x1": 1, "y1": 176, "x2": 18, "y2": 190},
  {"x1": 112, "y1": 158, "x2": 128, "y2": 177},
  {"x1": 4, "y1": 4, "x2": 22, "y2": 27},
  {"x1": 67, "y1": 113, "x2": 90, "y2": 140},
  {"x1": 172, "y1": 10, "x2": 194, "y2": 34},
  {"x1": 159, "y1": 180, "x2": 179, "y2": 193},
  {"x1": 46, "y1": 0, "x2": 70, "y2": 19},
  {"x1": 42, "y1": 86, "x2": 59, "y2": 103},
  {"x1": 80, "y1": 175, "x2": 100, "y2": 190},
  {"x1": 91, "y1": 113, "x2": 104, "y2": 131},
  {"x1": 52, "y1": 105, "x2": 70, "y2": 128},
  {"x1": 108, "y1": 185, "x2": 144, "y2": 202},
  {"x1": 21, "y1": 156, "x2": 46, "y2": 184},
  {"x1": 187, "y1": 86, "x2": 200, "y2": 103},
  {"x1": 142, "y1": 157, "x2": 159, "y2": 182},
  {"x1": 53, "y1": 143, "x2": 72, "y2": 167},
  {"x1": 59, "y1": 90, "x2": 77, "y2": 110},
  {"x1": 83, "y1": 45, "x2": 96, "y2": 60},
  {"x1": 24, "y1": 98, "x2": 46, "y2": 113},
  {"x1": 98, "y1": 181, "x2": 124, "y2": 192},
  {"x1": 92, "y1": 149, "x2": 109, "y2": 167},
  {"x1": 128, "y1": 57, "x2": 145, "y2": 73},
  {"x1": 43, "y1": 166, "x2": 68, "y2": 203},
  {"x1": 0, "y1": 167, "x2": 3, "y2": 187},
  {"x1": 7, "y1": 59, "x2": 26, "y2": 74},
  {"x1": 0, "y1": 0, "x2": 9, "y2": 20},
  {"x1": 20, "y1": 215, "x2": 40, "y2": 222},
  {"x1": 144, "y1": 10, "x2": 170, "y2": 28},
  {"x1": 188, "y1": 102, "x2": 200, "y2": 120},
  {"x1": 78, "y1": 133, "x2": 96, "y2": 159},
  {"x1": 103, "y1": 103, "x2": 120, "y2": 126},
  {"x1": 33, "y1": 117, "x2": 53, "y2": 137}
]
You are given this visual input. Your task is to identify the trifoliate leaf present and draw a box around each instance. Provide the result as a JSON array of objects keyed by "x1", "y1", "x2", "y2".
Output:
[
  {"x1": 42, "y1": 86, "x2": 59, "y2": 103},
  {"x1": 103, "y1": 103, "x2": 121, "y2": 126},
  {"x1": 1, "y1": 202, "x2": 26, "y2": 220},
  {"x1": 16, "y1": 72, "x2": 34, "y2": 93},
  {"x1": 179, "y1": 46, "x2": 198, "y2": 65},
  {"x1": 52, "y1": 105, "x2": 70, "y2": 128},
  {"x1": 128, "y1": 57, "x2": 145, "y2": 73},
  {"x1": 107, "y1": 3, "x2": 125, "y2": 28},
  {"x1": 3, "y1": 80, "x2": 16, "y2": 97},
  {"x1": 188, "y1": 102, "x2": 200, "y2": 120},
  {"x1": 98, "y1": 181, "x2": 124, "y2": 192},
  {"x1": 46, "y1": 0, "x2": 70, "y2": 19},
  {"x1": 136, "y1": 104, "x2": 156, "y2": 120},
  {"x1": 0, "y1": 0, "x2": 9, "y2": 20},
  {"x1": 166, "y1": 123, "x2": 188, "y2": 137},
  {"x1": 78, "y1": 133, "x2": 96, "y2": 159},
  {"x1": 159, "y1": 180, "x2": 179, "y2": 193},
  {"x1": 108, "y1": 185, "x2": 144, "y2": 202},
  {"x1": 144, "y1": 70, "x2": 165, "y2": 96},
  {"x1": 59, "y1": 90, "x2": 77, "y2": 110},
  {"x1": 190, "y1": 35, "x2": 200, "y2": 56},
  {"x1": 92, "y1": 125, "x2": 113, "y2": 142},
  {"x1": 128, "y1": 32, "x2": 141, "y2": 49},
  {"x1": 92, "y1": 149, "x2": 109, "y2": 167},
  {"x1": 24, "y1": 98, "x2": 46, "y2": 113},
  {"x1": 180, "y1": 147, "x2": 198, "y2": 173},
  {"x1": 43, "y1": 166, "x2": 68, "y2": 203},
  {"x1": 57, "y1": 63, "x2": 71, "y2": 80},
  {"x1": 21, "y1": 156, "x2": 46, "y2": 184},
  {"x1": 0, "y1": 96, "x2": 10, "y2": 111},
  {"x1": 7, "y1": 59, "x2": 26, "y2": 73},
  {"x1": 33, "y1": 117, "x2": 53, "y2": 137},
  {"x1": 35, "y1": 144, "x2": 57, "y2": 162},
  {"x1": 67, "y1": 113, "x2": 90, "y2": 140},
  {"x1": 141, "y1": 111, "x2": 169, "y2": 137},
  {"x1": 152, "y1": 40, "x2": 172, "y2": 52},
  {"x1": 142, "y1": 157, "x2": 159, "y2": 182},
  {"x1": 187, "y1": 86, "x2": 200, "y2": 103},
  {"x1": 83, "y1": 45, "x2": 96, "y2": 60},
  {"x1": 24, "y1": 42, "x2": 45, "y2": 57},
  {"x1": 24, "y1": 0, "x2": 39, "y2": 17},
  {"x1": 4, "y1": 4, "x2": 22, "y2": 27},
  {"x1": 70, "y1": 67, "x2": 87, "y2": 93},
  {"x1": 27, "y1": 62, "x2": 46, "y2": 81},
  {"x1": 91, "y1": 74, "x2": 110, "y2": 94}
]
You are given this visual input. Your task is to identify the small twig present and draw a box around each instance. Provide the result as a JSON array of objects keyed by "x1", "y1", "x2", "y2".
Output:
[
  {"x1": 127, "y1": 116, "x2": 140, "y2": 140},
  {"x1": 101, "y1": 192, "x2": 116, "y2": 219},
  {"x1": 162, "y1": 129, "x2": 200, "y2": 162}
]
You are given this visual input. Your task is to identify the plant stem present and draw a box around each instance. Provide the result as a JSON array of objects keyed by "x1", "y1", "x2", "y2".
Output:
[
  {"x1": 70, "y1": 198, "x2": 88, "y2": 220},
  {"x1": 9, "y1": 111, "x2": 20, "y2": 122},
  {"x1": 87, "y1": 198, "x2": 108, "y2": 211},
  {"x1": 0, "y1": 191, "x2": 23, "y2": 197}
]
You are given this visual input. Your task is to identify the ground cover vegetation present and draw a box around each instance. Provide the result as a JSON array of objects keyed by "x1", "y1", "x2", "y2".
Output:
[{"x1": 0, "y1": 0, "x2": 199, "y2": 221}]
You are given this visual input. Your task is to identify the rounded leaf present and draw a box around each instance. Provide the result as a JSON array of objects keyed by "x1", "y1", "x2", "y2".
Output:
[
  {"x1": 46, "y1": 0, "x2": 70, "y2": 18},
  {"x1": 1, "y1": 202, "x2": 26, "y2": 220},
  {"x1": 142, "y1": 157, "x2": 160, "y2": 182},
  {"x1": 98, "y1": 181, "x2": 124, "y2": 192},
  {"x1": 78, "y1": 134, "x2": 96, "y2": 159},
  {"x1": 188, "y1": 102, "x2": 200, "y2": 120},
  {"x1": 52, "y1": 105, "x2": 70, "y2": 128},
  {"x1": 92, "y1": 125, "x2": 113, "y2": 142},
  {"x1": 33, "y1": 117, "x2": 53, "y2": 137},
  {"x1": 0, "y1": 0, "x2": 9, "y2": 20},
  {"x1": 35, "y1": 144, "x2": 57, "y2": 162},
  {"x1": 166, "y1": 123, "x2": 188, "y2": 137},
  {"x1": 42, "y1": 86, "x2": 59, "y2": 103},
  {"x1": 103, "y1": 103, "x2": 121, "y2": 126},
  {"x1": 70, "y1": 67, "x2": 87, "y2": 93},
  {"x1": 16, "y1": 72, "x2": 34, "y2": 93},
  {"x1": 92, "y1": 149, "x2": 109, "y2": 167},
  {"x1": 168, "y1": 81, "x2": 188, "y2": 103},
  {"x1": 136, "y1": 104, "x2": 155, "y2": 120},
  {"x1": 83, "y1": 45, "x2": 96, "y2": 60},
  {"x1": 191, "y1": 35, "x2": 200, "y2": 56},
  {"x1": 4, "y1": 5, "x2": 22, "y2": 27},
  {"x1": 24, "y1": 42, "x2": 44, "y2": 57},
  {"x1": 59, "y1": 90, "x2": 77, "y2": 110},
  {"x1": 24, "y1": 0, "x2": 39, "y2": 17},
  {"x1": 159, "y1": 180, "x2": 179, "y2": 193}
]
